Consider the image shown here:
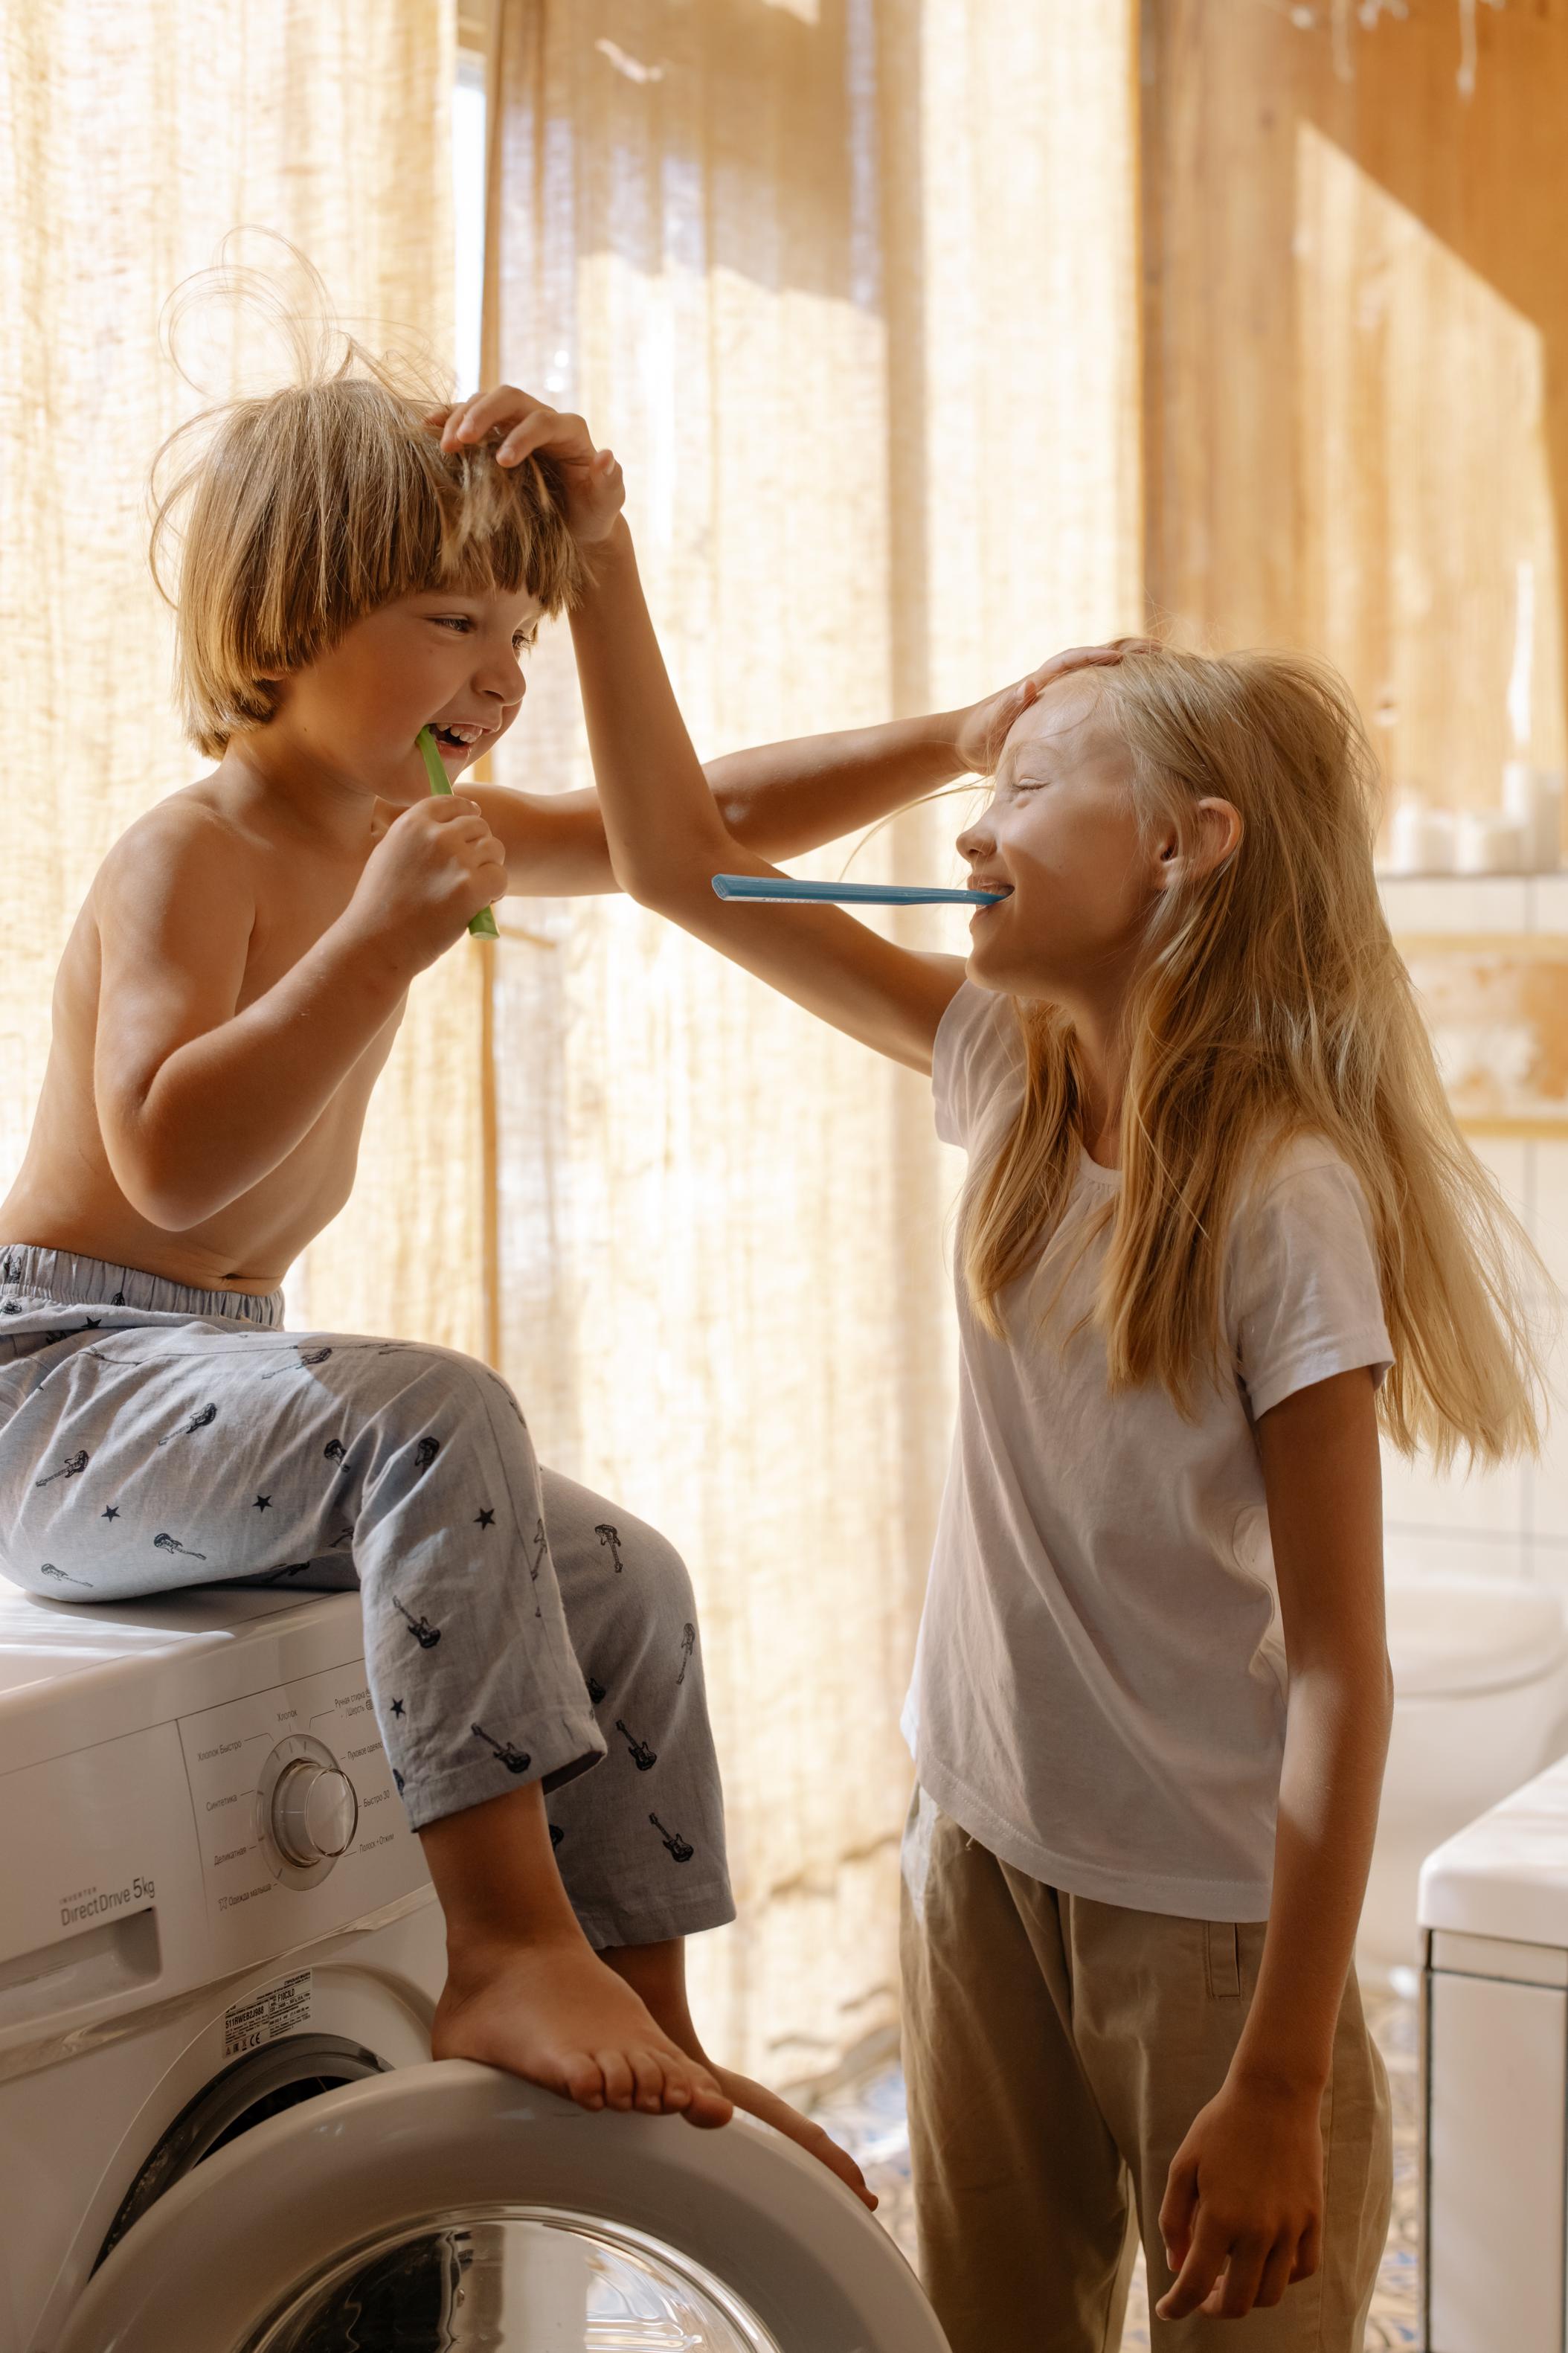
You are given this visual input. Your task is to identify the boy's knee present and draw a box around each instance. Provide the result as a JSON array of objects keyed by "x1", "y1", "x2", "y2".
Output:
[
  {"x1": 559, "y1": 1506, "x2": 696, "y2": 1660},
  {"x1": 369, "y1": 1346, "x2": 524, "y2": 1440},
  {"x1": 620, "y1": 1522, "x2": 696, "y2": 1628}
]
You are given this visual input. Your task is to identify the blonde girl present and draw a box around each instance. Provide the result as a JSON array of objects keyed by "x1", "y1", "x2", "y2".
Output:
[{"x1": 448, "y1": 388, "x2": 1545, "y2": 2351}]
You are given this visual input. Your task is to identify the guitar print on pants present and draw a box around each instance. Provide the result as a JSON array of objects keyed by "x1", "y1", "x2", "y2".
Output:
[
  {"x1": 616, "y1": 1718, "x2": 657, "y2": 1771},
  {"x1": 158, "y1": 1403, "x2": 217, "y2": 1447},
  {"x1": 471, "y1": 1723, "x2": 533, "y2": 1773},
  {"x1": 650, "y1": 1813, "x2": 695, "y2": 1863},
  {"x1": 34, "y1": 1448, "x2": 89, "y2": 1488},
  {"x1": 393, "y1": 1595, "x2": 442, "y2": 1649}
]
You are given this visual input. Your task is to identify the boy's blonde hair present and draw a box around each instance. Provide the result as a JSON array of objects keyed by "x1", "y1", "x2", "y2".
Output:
[
  {"x1": 151, "y1": 334, "x2": 582, "y2": 757},
  {"x1": 961, "y1": 646, "x2": 1549, "y2": 1468}
]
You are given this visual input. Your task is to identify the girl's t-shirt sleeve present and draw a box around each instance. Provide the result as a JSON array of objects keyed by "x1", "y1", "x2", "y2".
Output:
[
  {"x1": 1228, "y1": 1146, "x2": 1394, "y2": 1420},
  {"x1": 931, "y1": 981, "x2": 1024, "y2": 1149}
]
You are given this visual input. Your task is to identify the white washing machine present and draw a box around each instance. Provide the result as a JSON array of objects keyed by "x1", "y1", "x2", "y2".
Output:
[{"x1": 0, "y1": 1584, "x2": 948, "y2": 2352}]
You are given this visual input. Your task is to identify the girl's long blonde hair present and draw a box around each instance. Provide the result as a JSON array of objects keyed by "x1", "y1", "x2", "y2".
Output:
[{"x1": 960, "y1": 646, "x2": 1548, "y2": 1468}]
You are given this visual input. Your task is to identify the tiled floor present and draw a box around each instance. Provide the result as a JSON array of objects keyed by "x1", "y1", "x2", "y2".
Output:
[{"x1": 808, "y1": 1991, "x2": 1421, "y2": 2349}]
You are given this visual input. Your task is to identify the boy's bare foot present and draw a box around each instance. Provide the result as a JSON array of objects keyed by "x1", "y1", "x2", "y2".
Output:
[
  {"x1": 431, "y1": 1936, "x2": 734, "y2": 2128},
  {"x1": 710, "y1": 2064, "x2": 878, "y2": 2212}
]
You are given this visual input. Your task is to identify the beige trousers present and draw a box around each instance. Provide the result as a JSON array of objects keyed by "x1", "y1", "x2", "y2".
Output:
[{"x1": 899, "y1": 1797, "x2": 1392, "y2": 2353}]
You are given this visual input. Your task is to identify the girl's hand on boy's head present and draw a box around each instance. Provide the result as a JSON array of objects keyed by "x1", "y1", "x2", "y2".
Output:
[
  {"x1": 951, "y1": 638, "x2": 1159, "y2": 774},
  {"x1": 426, "y1": 387, "x2": 626, "y2": 545},
  {"x1": 1154, "y1": 2076, "x2": 1324, "y2": 2322}
]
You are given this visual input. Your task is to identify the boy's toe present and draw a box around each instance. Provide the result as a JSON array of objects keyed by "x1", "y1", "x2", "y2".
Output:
[
  {"x1": 684, "y1": 2072, "x2": 734, "y2": 2129},
  {"x1": 595, "y1": 2050, "x2": 634, "y2": 2110},
  {"x1": 629, "y1": 2047, "x2": 674, "y2": 2111},
  {"x1": 812, "y1": 2130, "x2": 875, "y2": 2203},
  {"x1": 560, "y1": 2052, "x2": 606, "y2": 2110}
]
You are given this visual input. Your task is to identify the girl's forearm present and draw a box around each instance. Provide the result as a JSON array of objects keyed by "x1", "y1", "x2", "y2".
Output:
[
  {"x1": 1233, "y1": 1661, "x2": 1393, "y2": 2095},
  {"x1": 568, "y1": 520, "x2": 736, "y2": 899},
  {"x1": 568, "y1": 521, "x2": 972, "y2": 896}
]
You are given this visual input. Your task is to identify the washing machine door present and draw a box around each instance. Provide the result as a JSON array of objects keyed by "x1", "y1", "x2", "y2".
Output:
[{"x1": 55, "y1": 2058, "x2": 949, "y2": 2353}]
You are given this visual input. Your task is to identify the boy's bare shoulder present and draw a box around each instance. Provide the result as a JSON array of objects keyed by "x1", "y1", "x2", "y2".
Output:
[{"x1": 91, "y1": 786, "x2": 259, "y2": 924}]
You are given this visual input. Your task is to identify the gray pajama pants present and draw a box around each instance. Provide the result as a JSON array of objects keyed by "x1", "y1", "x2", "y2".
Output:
[{"x1": 0, "y1": 1246, "x2": 733, "y2": 1951}]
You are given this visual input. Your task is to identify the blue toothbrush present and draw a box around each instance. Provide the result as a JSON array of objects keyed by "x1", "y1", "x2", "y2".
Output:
[{"x1": 711, "y1": 874, "x2": 1006, "y2": 907}]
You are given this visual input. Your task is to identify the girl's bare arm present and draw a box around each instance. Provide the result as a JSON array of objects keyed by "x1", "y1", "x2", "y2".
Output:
[
  {"x1": 570, "y1": 519, "x2": 966, "y2": 1073},
  {"x1": 1157, "y1": 1367, "x2": 1392, "y2": 2323},
  {"x1": 442, "y1": 383, "x2": 1140, "y2": 1015}
]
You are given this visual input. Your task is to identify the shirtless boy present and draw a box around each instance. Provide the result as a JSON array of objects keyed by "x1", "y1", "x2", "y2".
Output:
[{"x1": 0, "y1": 367, "x2": 1038, "y2": 2196}]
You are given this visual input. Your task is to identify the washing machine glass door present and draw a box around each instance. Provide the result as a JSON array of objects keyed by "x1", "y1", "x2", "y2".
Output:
[
  {"x1": 249, "y1": 2206, "x2": 774, "y2": 2350},
  {"x1": 56, "y1": 2058, "x2": 951, "y2": 2353}
]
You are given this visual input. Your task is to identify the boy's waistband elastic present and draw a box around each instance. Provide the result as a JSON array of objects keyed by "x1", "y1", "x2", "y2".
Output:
[{"x1": 0, "y1": 1245, "x2": 286, "y2": 1329}]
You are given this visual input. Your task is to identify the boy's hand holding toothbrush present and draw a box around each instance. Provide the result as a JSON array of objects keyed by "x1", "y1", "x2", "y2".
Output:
[{"x1": 344, "y1": 792, "x2": 509, "y2": 978}]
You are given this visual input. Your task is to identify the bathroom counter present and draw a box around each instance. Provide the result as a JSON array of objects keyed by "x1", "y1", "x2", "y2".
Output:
[
  {"x1": 1420, "y1": 1747, "x2": 1568, "y2": 1948},
  {"x1": 1379, "y1": 871, "x2": 1568, "y2": 943}
]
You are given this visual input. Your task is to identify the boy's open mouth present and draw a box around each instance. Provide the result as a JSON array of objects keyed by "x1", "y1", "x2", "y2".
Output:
[{"x1": 430, "y1": 721, "x2": 489, "y2": 752}]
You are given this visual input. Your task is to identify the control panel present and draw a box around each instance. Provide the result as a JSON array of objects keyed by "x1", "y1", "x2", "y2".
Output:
[
  {"x1": 177, "y1": 1657, "x2": 424, "y2": 1972},
  {"x1": 256, "y1": 1734, "x2": 359, "y2": 1884}
]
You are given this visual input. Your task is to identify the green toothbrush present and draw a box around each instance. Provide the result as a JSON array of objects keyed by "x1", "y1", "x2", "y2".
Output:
[{"x1": 417, "y1": 727, "x2": 498, "y2": 940}]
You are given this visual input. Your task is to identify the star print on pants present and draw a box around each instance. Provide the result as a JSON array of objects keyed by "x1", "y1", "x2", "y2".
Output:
[
  {"x1": 475, "y1": 1508, "x2": 495, "y2": 1528},
  {"x1": 391, "y1": 1697, "x2": 405, "y2": 1717},
  {"x1": 101, "y1": 1506, "x2": 120, "y2": 1521},
  {"x1": 254, "y1": 1495, "x2": 272, "y2": 1511}
]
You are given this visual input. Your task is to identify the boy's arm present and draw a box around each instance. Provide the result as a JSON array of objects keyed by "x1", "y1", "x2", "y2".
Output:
[
  {"x1": 95, "y1": 797, "x2": 495, "y2": 1230},
  {"x1": 1156, "y1": 1367, "x2": 1392, "y2": 2324},
  {"x1": 469, "y1": 710, "x2": 1006, "y2": 899}
]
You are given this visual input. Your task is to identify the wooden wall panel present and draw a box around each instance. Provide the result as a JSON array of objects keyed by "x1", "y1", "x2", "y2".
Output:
[{"x1": 1142, "y1": 0, "x2": 1568, "y2": 824}]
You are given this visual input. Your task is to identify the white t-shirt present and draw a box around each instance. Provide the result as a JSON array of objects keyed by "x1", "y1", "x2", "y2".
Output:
[{"x1": 903, "y1": 982, "x2": 1394, "y2": 1921}]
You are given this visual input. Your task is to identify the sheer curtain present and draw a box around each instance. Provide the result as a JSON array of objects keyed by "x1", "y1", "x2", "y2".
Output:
[
  {"x1": 485, "y1": 0, "x2": 1140, "y2": 2086},
  {"x1": 0, "y1": 0, "x2": 483, "y2": 1355}
]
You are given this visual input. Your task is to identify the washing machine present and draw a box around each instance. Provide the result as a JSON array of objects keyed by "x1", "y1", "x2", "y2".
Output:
[{"x1": 0, "y1": 1583, "x2": 948, "y2": 2352}]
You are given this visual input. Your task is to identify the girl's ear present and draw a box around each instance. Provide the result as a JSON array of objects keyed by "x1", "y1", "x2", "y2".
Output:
[{"x1": 1156, "y1": 797, "x2": 1241, "y2": 887}]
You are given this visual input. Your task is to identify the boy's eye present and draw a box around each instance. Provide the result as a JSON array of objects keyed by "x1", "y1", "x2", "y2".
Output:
[{"x1": 430, "y1": 615, "x2": 536, "y2": 652}]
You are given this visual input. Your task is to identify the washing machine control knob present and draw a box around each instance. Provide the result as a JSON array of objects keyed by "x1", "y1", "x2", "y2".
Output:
[{"x1": 271, "y1": 1758, "x2": 359, "y2": 1868}]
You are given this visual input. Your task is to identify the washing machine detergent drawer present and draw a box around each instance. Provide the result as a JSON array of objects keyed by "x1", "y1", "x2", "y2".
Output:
[{"x1": 54, "y1": 2061, "x2": 951, "y2": 2353}]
